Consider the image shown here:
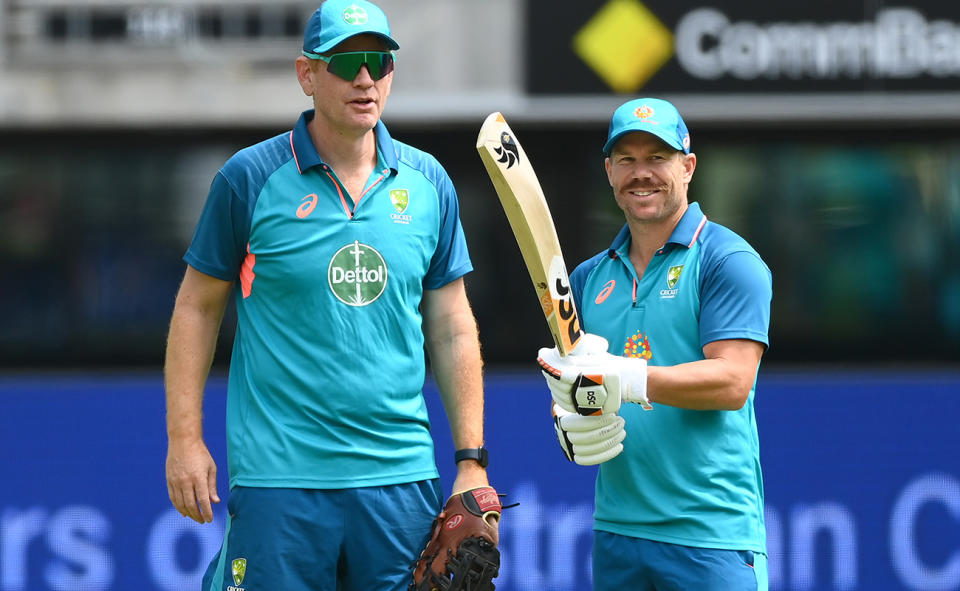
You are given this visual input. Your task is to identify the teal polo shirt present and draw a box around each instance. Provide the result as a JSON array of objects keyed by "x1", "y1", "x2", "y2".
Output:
[
  {"x1": 569, "y1": 202, "x2": 772, "y2": 552},
  {"x1": 185, "y1": 110, "x2": 472, "y2": 490}
]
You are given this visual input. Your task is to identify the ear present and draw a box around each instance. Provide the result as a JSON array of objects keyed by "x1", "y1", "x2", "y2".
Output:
[
  {"x1": 604, "y1": 156, "x2": 613, "y2": 187},
  {"x1": 295, "y1": 56, "x2": 316, "y2": 97},
  {"x1": 682, "y1": 153, "x2": 697, "y2": 183}
]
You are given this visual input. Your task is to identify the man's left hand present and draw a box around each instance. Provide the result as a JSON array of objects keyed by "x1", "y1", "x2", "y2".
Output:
[{"x1": 538, "y1": 333, "x2": 651, "y2": 415}]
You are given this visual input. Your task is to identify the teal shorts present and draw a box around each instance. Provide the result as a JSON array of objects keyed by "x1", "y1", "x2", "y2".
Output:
[
  {"x1": 593, "y1": 530, "x2": 768, "y2": 591},
  {"x1": 202, "y1": 480, "x2": 443, "y2": 591}
]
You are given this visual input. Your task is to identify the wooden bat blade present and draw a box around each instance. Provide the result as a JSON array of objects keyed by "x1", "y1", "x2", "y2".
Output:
[{"x1": 476, "y1": 112, "x2": 583, "y2": 355}]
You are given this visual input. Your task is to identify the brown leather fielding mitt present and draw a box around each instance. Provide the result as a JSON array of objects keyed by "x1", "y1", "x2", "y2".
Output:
[{"x1": 410, "y1": 486, "x2": 502, "y2": 591}]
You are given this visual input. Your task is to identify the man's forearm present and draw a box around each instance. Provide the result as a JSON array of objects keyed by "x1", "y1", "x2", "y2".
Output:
[
  {"x1": 429, "y1": 317, "x2": 485, "y2": 449},
  {"x1": 647, "y1": 360, "x2": 747, "y2": 410},
  {"x1": 646, "y1": 340, "x2": 764, "y2": 410},
  {"x1": 164, "y1": 282, "x2": 228, "y2": 441},
  {"x1": 165, "y1": 315, "x2": 217, "y2": 440}
]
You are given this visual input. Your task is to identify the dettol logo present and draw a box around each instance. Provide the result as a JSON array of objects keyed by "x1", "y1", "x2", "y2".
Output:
[{"x1": 328, "y1": 241, "x2": 388, "y2": 306}]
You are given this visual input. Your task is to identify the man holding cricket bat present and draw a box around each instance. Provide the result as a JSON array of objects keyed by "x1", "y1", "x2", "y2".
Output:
[
  {"x1": 538, "y1": 98, "x2": 772, "y2": 590},
  {"x1": 163, "y1": 1, "x2": 498, "y2": 589}
]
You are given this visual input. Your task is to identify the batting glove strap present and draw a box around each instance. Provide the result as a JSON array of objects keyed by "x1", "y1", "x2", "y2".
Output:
[{"x1": 612, "y1": 356, "x2": 652, "y2": 410}]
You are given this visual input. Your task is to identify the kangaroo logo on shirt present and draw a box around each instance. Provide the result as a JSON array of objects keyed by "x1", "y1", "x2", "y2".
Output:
[
  {"x1": 390, "y1": 189, "x2": 413, "y2": 224},
  {"x1": 328, "y1": 241, "x2": 388, "y2": 306},
  {"x1": 390, "y1": 189, "x2": 409, "y2": 213},
  {"x1": 667, "y1": 265, "x2": 684, "y2": 288},
  {"x1": 231, "y1": 558, "x2": 247, "y2": 587},
  {"x1": 661, "y1": 264, "x2": 684, "y2": 299}
]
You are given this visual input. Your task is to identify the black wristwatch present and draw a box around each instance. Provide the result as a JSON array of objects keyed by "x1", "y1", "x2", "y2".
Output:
[{"x1": 454, "y1": 446, "x2": 489, "y2": 468}]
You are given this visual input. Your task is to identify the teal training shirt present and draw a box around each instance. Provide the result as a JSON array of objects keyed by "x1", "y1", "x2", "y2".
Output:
[
  {"x1": 185, "y1": 110, "x2": 472, "y2": 489},
  {"x1": 569, "y1": 202, "x2": 772, "y2": 552}
]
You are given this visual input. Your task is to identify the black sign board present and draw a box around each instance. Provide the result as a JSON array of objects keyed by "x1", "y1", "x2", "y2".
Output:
[{"x1": 526, "y1": 0, "x2": 960, "y2": 94}]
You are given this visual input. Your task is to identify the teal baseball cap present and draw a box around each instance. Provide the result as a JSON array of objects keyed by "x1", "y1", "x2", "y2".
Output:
[
  {"x1": 303, "y1": 0, "x2": 399, "y2": 54},
  {"x1": 603, "y1": 98, "x2": 691, "y2": 156}
]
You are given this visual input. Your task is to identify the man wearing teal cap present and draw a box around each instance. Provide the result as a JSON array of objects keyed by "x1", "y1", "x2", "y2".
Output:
[
  {"x1": 538, "y1": 97, "x2": 773, "y2": 590},
  {"x1": 163, "y1": 1, "x2": 496, "y2": 590}
]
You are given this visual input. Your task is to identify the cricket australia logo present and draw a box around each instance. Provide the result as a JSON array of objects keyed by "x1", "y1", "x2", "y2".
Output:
[
  {"x1": 661, "y1": 264, "x2": 683, "y2": 299},
  {"x1": 229, "y1": 557, "x2": 246, "y2": 590},
  {"x1": 667, "y1": 265, "x2": 683, "y2": 288},
  {"x1": 390, "y1": 189, "x2": 412, "y2": 224},
  {"x1": 494, "y1": 132, "x2": 519, "y2": 168},
  {"x1": 328, "y1": 241, "x2": 388, "y2": 306}
]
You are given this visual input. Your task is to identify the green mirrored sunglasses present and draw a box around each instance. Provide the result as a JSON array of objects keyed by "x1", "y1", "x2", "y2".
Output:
[{"x1": 302, "y1": 50, "x2": 395, "y2": 81}]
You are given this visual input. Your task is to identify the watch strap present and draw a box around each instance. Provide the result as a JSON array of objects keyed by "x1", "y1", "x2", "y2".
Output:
[{"x1": 454, "y1": 446, "x2": 489, "y2": 467}]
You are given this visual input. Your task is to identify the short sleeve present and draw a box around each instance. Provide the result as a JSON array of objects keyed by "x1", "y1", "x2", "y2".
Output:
[
  {"x1": 183, "y1": 171, "x2": 252, "y2": 281},
  {"x1": 423, "y1": 166, "x2": 472, "y2": 289},
  {"x1": 699, "y1": 251, "x2": 772, "y2": 348}
]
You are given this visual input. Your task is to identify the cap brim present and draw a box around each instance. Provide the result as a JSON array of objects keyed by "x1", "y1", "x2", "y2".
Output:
[
  {"x1": 312, "y1": 31, "x2": 399, "y2": 53},
  {"x1": 603, "y1": 127, "x2": 685, "y2": 156}
]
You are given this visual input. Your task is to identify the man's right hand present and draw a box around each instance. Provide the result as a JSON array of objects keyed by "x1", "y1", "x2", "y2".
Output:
[{"x1": 165, "y1": 438, "x2": 220, "y2": 523}]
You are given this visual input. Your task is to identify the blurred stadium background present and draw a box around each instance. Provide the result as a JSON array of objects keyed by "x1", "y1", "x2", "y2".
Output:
[{"x1": 1, "y1": 1, "x2": 958, "y2": 590}]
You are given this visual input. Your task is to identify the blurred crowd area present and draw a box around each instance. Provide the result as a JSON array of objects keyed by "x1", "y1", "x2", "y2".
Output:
[
  {"x1": 1, "y1": 124, "x2": 958, "y2": 368},
  {"x1": 1, "y1": 0, "x2": 959, "y2": 368}
]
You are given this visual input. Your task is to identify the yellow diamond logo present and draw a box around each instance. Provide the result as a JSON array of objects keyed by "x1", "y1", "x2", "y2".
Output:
[{"x1": 573, "y1": 0, "x2": 674, "y2": 93}]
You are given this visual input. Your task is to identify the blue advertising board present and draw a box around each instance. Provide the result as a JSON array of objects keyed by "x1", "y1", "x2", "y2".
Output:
[{"x1": 1, "y1": 370, "x2": 958, "y2": 591}]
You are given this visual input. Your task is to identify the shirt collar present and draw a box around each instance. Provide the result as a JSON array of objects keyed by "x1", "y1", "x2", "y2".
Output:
[
  {"x1": 289, "y1": 109, "x2": 399, "y2": 175},
  {"x1": 608, "y1": 202, "x2": 708, "y2": 257},
  {"x1": 665, "y1": 202, "x2": 707, "y2": 248}
]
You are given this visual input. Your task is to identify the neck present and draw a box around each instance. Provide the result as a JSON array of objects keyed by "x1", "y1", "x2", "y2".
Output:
[
  {"x1": 626, "y1": 202, "x2": 688, "y2": 276},
  {"x1": 308, "y1": 113, "x2": 378, "y2": 172}
]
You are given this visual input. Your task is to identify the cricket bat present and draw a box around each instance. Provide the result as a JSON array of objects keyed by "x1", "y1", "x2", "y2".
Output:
[{"x1": 476, "y1": 112, "x2": 583, "y2": 356}]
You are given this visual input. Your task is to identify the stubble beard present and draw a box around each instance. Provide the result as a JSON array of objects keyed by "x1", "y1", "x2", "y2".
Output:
[{"x1": 619, "y1": 187, "x2": 684, "y2": 228}]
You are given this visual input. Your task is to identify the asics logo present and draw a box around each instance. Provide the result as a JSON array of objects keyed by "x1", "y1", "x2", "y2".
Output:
[
  {"x1": 297, "y1": 193, "x2": 318, "y2": 218},
  {"x1": 595, "y1": 280, "x2": 616, "y2": 304}
]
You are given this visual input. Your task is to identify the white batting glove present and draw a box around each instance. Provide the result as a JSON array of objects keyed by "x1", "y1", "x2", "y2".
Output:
[
  {"x1": 538, "y1": 333, "x2": 651, "y2": 415},
  {"x1": 552, "y1": 403, "x2": 626, "y2": 465}
]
